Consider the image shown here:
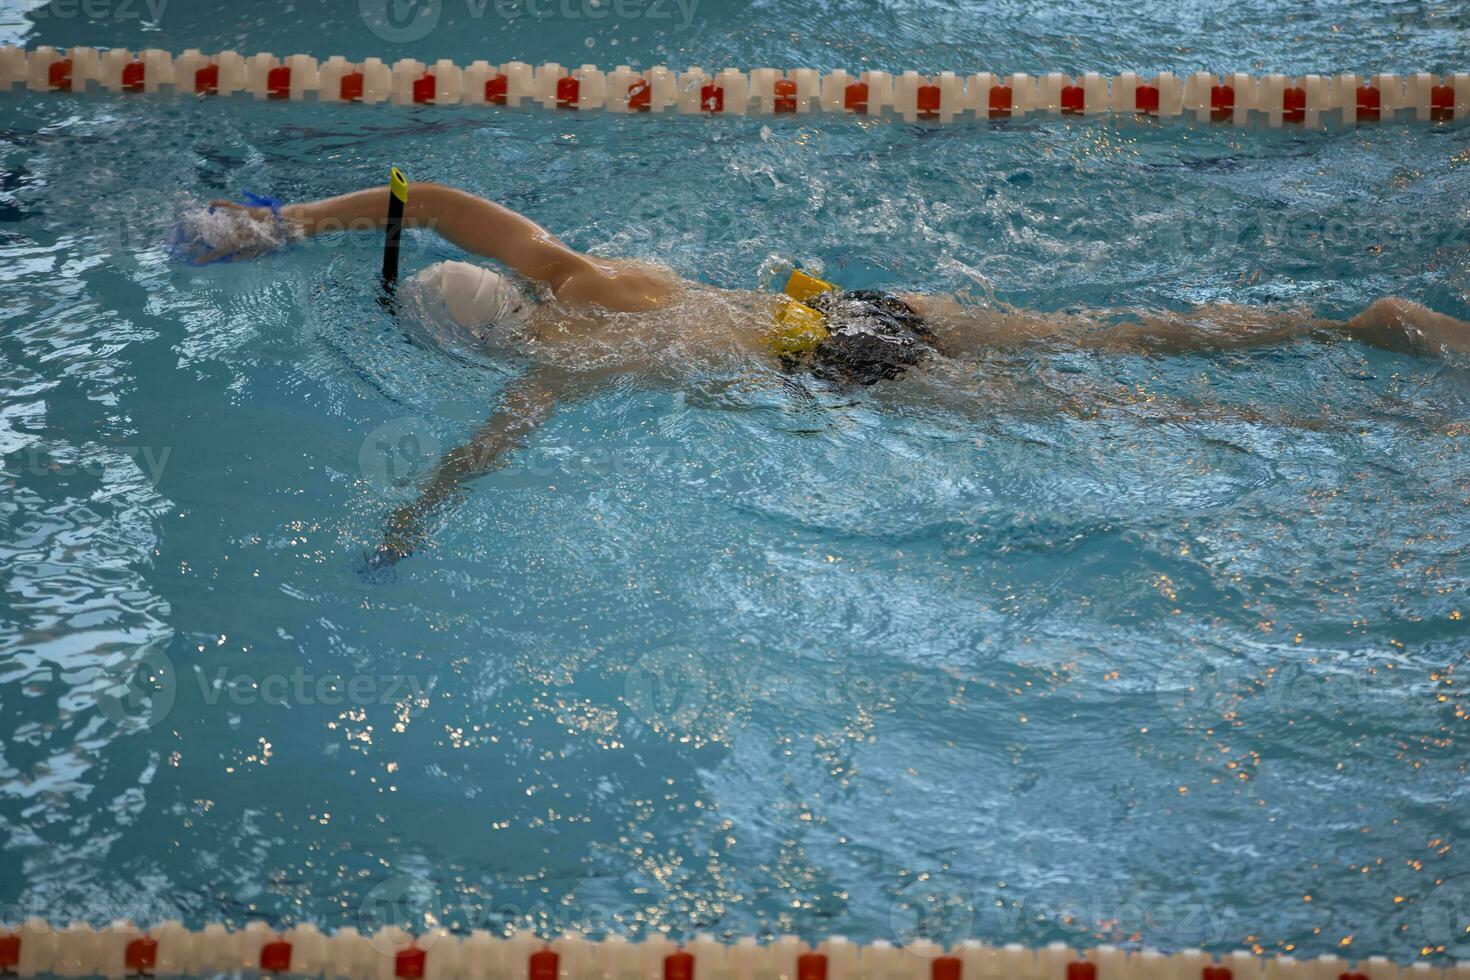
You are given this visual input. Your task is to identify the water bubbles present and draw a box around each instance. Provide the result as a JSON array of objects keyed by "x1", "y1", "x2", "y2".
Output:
[{"x1": 755, "y1": 253, "x2": 797, "y2": 291}]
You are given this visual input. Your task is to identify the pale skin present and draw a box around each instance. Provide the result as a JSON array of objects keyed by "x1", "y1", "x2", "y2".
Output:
[{"x1": 210, "y1": 182, "x2": 1470, "y2": 564}]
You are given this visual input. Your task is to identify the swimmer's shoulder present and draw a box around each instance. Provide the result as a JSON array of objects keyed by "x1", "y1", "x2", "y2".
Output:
[{"x1": 558, "y1": 257, "x2": 683, "y2": 312}]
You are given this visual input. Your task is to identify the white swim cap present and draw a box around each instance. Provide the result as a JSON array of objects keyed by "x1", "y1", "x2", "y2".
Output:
[{"x1": 407, "y1": 260, "x2": 529, "y2": 332}]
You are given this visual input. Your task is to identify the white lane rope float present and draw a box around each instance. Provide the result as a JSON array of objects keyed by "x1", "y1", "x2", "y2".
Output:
[
  {"x1": 2, "y1": 45, "x2": 1467, "y2": 126},
  {"x1": 0, "y1": 919, "x2": 1465, "y2": 980}
]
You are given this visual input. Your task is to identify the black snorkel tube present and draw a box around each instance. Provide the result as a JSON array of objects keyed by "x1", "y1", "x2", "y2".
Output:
[{"x1": 379, "y1": 166, "x2": 408, "y2": 309}]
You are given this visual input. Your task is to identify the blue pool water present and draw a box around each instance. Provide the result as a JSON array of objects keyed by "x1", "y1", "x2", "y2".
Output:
[{"x1": 2, "y1": 0, "x2": 1469, "y2": 966}]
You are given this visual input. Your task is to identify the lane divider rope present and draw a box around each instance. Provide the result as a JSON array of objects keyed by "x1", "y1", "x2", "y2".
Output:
[
  {"x1": 2, "y1": 46, "x2": 1467, "y2": 125},
  {"x1": 0, "y1": 920, "x2": 1464, "y2": 980}
]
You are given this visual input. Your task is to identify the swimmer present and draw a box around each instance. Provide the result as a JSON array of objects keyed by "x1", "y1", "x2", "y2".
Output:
[{"x1": 206, "y1": 182, "x2": 1470, "y2": 565}]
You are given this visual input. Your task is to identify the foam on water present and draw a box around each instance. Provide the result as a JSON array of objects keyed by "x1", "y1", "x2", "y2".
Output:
[{"x1": 166, "y1": 199, "x2": 301, "y2": 266}]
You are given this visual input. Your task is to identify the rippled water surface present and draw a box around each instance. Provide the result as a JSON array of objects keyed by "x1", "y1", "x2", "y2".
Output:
[{"x1": 2, "y1": 0, "x2": 1469, "y2": 966}]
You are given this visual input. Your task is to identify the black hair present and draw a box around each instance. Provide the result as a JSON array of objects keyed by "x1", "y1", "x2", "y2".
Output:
[{"x1": 784, "y1": 290, "x2": 940, "y2": 387}]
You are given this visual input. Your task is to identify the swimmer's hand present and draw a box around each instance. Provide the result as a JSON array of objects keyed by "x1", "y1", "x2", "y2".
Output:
[
  {"x1": 371, "y1": 506, "x2": 429, "y2": 567},
  {"x1": 206, "y1": 199, "x2": 274, "y2": 221},
  {"x1": 354, "y1": 512, "x2": 424, "y2": 583},
  {"x1": 167, "y1": 198, "x2": 300, "y2": 266}
]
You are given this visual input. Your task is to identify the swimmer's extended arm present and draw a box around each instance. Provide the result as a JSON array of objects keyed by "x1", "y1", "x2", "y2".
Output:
[
  {"x1": 372, "y1": 368, "x2": 562, "y2": 565},
  {"x1": 288, "y1": 183, "x2": 590, "y2": 286},
  {"x1": 212, "y1": 182, "x2": 670, "y2": 311}
]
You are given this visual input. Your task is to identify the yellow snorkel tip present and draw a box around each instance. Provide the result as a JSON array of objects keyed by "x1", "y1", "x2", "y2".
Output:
[
  {"x1": 782, "y1": 269, "x2": 836, "y2": 303},
  {"x1": 766, "y1": 269, "x2": 837, "y2": 356},
  {"x1": 389, "y1": 167, "x2": 409, "y2": 203},
  {"x1": 768, "y1": 298, "x2": 829, "y2": 356}
]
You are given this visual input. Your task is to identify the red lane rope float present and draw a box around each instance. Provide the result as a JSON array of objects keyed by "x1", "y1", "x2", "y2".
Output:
[
  {"x1": 0, "y1": 933, "x2": 19, "y2": 972},
  {"x1": 700, "y1": 82, "x2": 724, "y2": 113},
  {"x1": 1282, "y1": 84, "x2": 1307, "y2": 122},
  {"x1": 396, "y1": 944, "x2": 428, "y2": 979},
  {"x1": 1356, "y1": 83, "x2": 1381, "y2": 120},
  {"x1": 119, "y1": 58, "x2": 144, "y2": 92},
  {"x1": 1135, "y1": 81, "x2": 1160, "y2": 113},
  {"x1": 988, "y1": 83, "x2": 1013, "y2": 117},
  {"x1": 773, "y1": 78, "x2": 798, "y2": 112},
  {"x1": 627, "y1": 78, "x2": 652, "y2": 110},
  {"x1": 556, "y1": 75, "x2": 580, "y2": 108},
  {"x1": 5, "y1": 46, "x2": 1468, "y2": 127},
  {"x1": 934, "y1": 956, "x2": 964, "y2": 980},
  {"x1": 1210, "y1": 82, "x2": 1235, "y2": 119},
  {"x1": 798, "y1": 951, "x2": 828, "y2": 980},
  {"x1": 529, "y1": 947, "x2": 560, "y2": 980},
  {"x1": 258, "y1": 937, "x2": 293, "y2": 973},
  {"x1": 266, "y1": 65, "x2": 291, "y2": 99},
  {"x1": 666, "y1": 949, "x2": 696, "y2": 980},
  {"x1": 47, "y1": 57, "x2": 72, "y2": 90},
  {"x1": 916, "y1": 83, "x2": 941, "y2": 118},
  {"x1": 1431, "y1": 82, "x2": 1454, "y2": 119},
  {"x1": 195, "y1": 62, "x2": 219, "y2": 94},
  {"x1": 124, "y1": 936, "x2": 159, "y2": 973}
]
